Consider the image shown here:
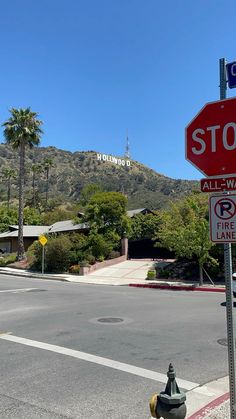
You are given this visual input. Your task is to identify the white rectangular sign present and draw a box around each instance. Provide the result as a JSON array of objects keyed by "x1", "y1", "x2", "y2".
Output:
[{"x1": 209, "y1": 194, "x2": 236, "y2": 242}]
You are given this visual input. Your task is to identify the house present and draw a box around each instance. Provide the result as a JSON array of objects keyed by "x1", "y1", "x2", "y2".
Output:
[
  {"x1": 0, "y1": 225, "x2": 49, "y2": 254},
  {"x1": 0, "y1": 220, "x2": 88, "y2": 254},
  {"x1": 0, "y1": 208, "x2": 153, "y2": 254},
  {"x1": 127, "y1": 208, "x2": 155, "y2": 217}
]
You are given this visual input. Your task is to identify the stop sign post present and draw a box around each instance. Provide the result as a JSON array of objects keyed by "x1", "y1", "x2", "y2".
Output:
[
  {"x1": 186, "y1": 60, "x2": 236, "y2": 419},
  {"x1": 186, "y1": 97, "x2": 236, "y2": 177}
]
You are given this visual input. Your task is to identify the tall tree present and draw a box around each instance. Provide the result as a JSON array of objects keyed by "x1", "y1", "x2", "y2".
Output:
[
  {"x1": 155, "y1": 193, "x2": 217, "y2": 285},
  {"x1": 43, "y1": 157, "x2": 53, "y2": 209},
  {"x1": 80, "y1": 183, "x2": 102, "y2": 207},
  {"x1": 1, "y1": 167, "x2": 17, "y2": 210},
  {"x1": 2, "y1": 108, "x2": 43, "y2": 260},
  {"x1": 31, "y1": 163, "x2": 42, "y2": 208}
]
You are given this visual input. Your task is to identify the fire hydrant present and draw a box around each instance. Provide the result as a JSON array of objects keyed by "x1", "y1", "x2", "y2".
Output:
[{"x1": 149, "y1": 363, "x2": 186, "y2": 419}]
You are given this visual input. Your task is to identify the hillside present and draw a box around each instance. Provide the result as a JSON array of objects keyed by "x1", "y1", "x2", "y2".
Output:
[{"x1": 0, "y1": 144, "x2": 199, "y2": 209}]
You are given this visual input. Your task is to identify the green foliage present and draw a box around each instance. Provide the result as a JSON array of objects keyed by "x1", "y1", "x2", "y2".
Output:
[
  {"x1": 147, "y1": 269, "x2": 156, "y2": 280},
  {"x1": 29, "y1": 235, "x2": 71, "y2": 272},
  {"x1": 0, "y1": 146, "x2": 199, "y2": 210},
  {"x1": 2, "y1": 108, "x2": 43, "y2": 149},
  {"x1": 24, "y1": 207, "x2": 43, "y2": 225},
  {"x1": 108, "y1": 250, "x2": 120, "y2": 259},
  {"x1": 79, "y1": 183, "x2": 103, "y2": 207},
  {"x1": 87, "y1": 232, "x2": 114, "y2": 259},
  {"x1": 157, "y1": 269, "x2": 170, "y2": 279},
  {"x1": 4, "y1": 253, "x2": 17, "y2": 264},
  {"x1": 0, "y1": 205, "x2": 18, "y2": 232},
  {"x1": 45, "y1": 236, "x2": 71, "y2": 272},
  {"x1": 84, "y1": 191, "x2": 130, "y2": 237},
  {"x1": 2, "y1": 108, "x2": 43, "y2": 261},
  {"x1": 129, "y1": 213, "x2": 160, "y2": 240},
  {"x1": 0, "y1": 253, "x2": 17, "y2": 266},
  {"x1": 155, "y1": 193, "x2": 217, "y2": 268},
  {"x1": 68, "y1": 264, "x2": 81, "y2": 274},
  {"x1": 0, "y1": 205, "x2": 43, "y2": 231},
  {"x1": 42, "y1": 206, "x2": 80, "y2": 225}
]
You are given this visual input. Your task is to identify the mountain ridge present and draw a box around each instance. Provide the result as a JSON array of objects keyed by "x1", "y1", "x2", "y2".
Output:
[{"x1": 0, "y1": 144, "x2": 199, "y2": 209}]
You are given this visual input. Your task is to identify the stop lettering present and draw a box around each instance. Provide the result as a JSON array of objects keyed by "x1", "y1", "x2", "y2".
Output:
[{"x1": 186, "y1": 97, "x2": 236, "y2": 177}]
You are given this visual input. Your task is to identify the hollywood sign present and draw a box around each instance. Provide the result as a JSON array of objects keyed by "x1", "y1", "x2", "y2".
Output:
[{"x1": 97, "y1": 153, "x2": 131, "y2": 167}]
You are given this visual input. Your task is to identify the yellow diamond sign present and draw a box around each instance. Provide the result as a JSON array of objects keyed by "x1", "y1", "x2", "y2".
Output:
[{"x1": 39, "y1": 235, "x2": 48, "y2": 246}]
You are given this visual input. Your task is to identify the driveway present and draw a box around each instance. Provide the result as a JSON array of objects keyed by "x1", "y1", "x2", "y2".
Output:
[{"x1": 79, "y1": 260, "x2": 154, "y2": 285}]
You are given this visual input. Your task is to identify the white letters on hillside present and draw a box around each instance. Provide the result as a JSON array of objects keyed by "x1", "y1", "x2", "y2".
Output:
[{"x1": 97, "y1": 153, "x2": 131, "y2": 167}]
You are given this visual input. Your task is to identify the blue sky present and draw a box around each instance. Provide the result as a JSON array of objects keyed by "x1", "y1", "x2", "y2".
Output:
[{"x1": 0, "y1": 0, "x2": 236, "y2": 180}]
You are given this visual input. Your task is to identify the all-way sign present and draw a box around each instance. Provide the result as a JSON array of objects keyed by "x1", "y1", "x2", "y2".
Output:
[{"x1": 201, "y1": 176, "x2": 236, "y2": 192}]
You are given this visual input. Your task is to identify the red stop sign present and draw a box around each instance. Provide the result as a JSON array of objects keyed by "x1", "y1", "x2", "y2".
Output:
[{"x1": 186, "y1": 97, "x2": 236, "y2": 177}]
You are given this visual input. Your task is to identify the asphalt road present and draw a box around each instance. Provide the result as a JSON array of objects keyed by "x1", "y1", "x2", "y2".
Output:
[{"x1": 0, "y1": 274, "x2": 231, "y2": 418}]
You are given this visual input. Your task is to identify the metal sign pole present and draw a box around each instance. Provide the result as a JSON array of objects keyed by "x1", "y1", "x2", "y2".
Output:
[
  {"x1": 42, "y1": 245, "x2": 45, "y2": 275},
  {"x1": 220, "y1": 57, "x2": 236, "y2": 418}
]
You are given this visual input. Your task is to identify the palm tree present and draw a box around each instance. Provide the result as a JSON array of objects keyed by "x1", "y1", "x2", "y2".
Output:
[
  {"x1": 1, "y1": 167, "x2": 17, "y2": 210},
  {"x1": 31, "y1": 163, "x2": 43, "y2": 208},
  {"x1": 43, "y1": 157, "x2": 53, "y2": 209},
  {"x1": 2, "y1": 108, "x2": 43, "y2": 260}
]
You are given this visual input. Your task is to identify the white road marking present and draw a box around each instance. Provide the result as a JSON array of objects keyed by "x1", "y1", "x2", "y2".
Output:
[
  {"x1": 0, "y1": 334, "x2": 198, "y2": 390},
  {"x1": 0, "y1": 288, "x2": 38, "y2": 293}
]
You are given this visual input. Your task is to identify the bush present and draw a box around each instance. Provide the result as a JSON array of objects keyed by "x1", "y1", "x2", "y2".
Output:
[
  {"x1": 86, "y1": 254, "x2": 96, "y2": 265},
  {"x1": 97, "y1": 255, "x2": 105, "y2": 262},
  {"x1": 45, "y1": 236, "x2": 71, "y2": 272},
  {"x1": 158, "y1": 269, "x2": 170, "y2": 279},
  {"x1": 29, "y1": 235, "x2": 71, "y2": 273},
  {"x1": 108, "y1": 250, "x2": 120, "y2": 259},
  {"x1": 4, "y1": 253, "x2": 17, "y2": 265},
  {"x1": 147, "y1": 270, "x2": 156, "y2": 280},
  {"x1": 0, "y1": 258, "x2": 6, "y2": 267},
  {"x1": 80, "y1": 260, "x2": 90, "y2": 268},
  {"x1": 88, "y1": 233, "x2": 113, "y2": 260},
  {"x1": 68, "y1": 264, "x2": 81, "y2": 274}
]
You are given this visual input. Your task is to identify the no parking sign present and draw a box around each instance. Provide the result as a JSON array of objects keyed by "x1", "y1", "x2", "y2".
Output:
[{"x1": 209, "y1": 194, "x2": 236, "y2": 242}]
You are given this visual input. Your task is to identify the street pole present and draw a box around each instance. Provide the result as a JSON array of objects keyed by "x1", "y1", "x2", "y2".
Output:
[
  {"x1": 219, "y1": 57, "x2": 236, "y2": 419},
  {"x1": 42, "y1": 245, "x2": 45, "y2": 275}
]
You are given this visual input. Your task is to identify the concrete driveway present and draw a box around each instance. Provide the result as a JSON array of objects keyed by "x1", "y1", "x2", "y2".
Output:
[{"x1": 76, "y1": 260, "x2": 154, "y2": 285}]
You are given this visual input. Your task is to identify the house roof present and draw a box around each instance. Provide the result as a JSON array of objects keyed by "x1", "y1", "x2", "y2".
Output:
[
  {"x1": 127, "y1": 208, "x2": 153, "y2": 217},
  {"x1": 48, "y1": 220, "x2": 88, "y2": 233},
  {"x1": 0, "y1": 226, "x2": 49, "y2": 238},
  {"x1": 0, "y1": 208, "x2": 152, "y2": 241}
]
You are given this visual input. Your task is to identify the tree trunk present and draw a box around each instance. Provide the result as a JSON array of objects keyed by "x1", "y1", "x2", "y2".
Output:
[
  {"x1": 17, "y1": 142, "x2": 26, "y2": 260},
  {"x1": 7, "y1": 177, "x2": 10, "y2": 211},
  {"x1": 32, "y1": 171, "x2": 36, "y2": 208},
  {"x1": 45, "y1": 169, "x2": 49, "y2": 209},
  {"x1": 199, "y1": 263, "x2": 204, "y2": 286}
]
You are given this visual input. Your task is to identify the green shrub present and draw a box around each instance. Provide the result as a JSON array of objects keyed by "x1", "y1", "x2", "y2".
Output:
[
  {"x1": 29, "y1": 235, "x2": 71, "y2": 273},
  {"x1": 45, "y1": 236, "x2": 71, "y2": 272},
  {"x1": 147, "y1": 270, "x2": 156, "y2": 280},
  {"x1": 88, "y1": 234, "x2": 113, "y2": 259},
  {"x1": 4, "y1": 253, "x2": 17, "y2": 265},
  {"x1": 68, "y1": 264, "x2": 81, "y2": 274},
  {"x1": 80, "y1": 260, "x2": 90, "y2": 267},
  {"x1": 0, "y1": 253, "x2": 17, "y2": 267},
  {"x1": 97, "y1": 255, "x2": 105, "y2": 262},
  {"x1": 0, "y1": 258, "x2": 6, "y2": 267},
  {"x1": 158, "y1": 269, "x2": 170, "y2": 279},
  {"x1": 86, "y1": 254, "x2": 96, "y2": 265},
  {"x1": 108, "y1": 250, "x2": 120, "y2": 259}
]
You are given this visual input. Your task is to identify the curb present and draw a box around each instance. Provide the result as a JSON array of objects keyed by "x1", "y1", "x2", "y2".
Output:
[
  {"x1": 0, "y1": 270, "x2": 68, "y2": 282},
  {"x1": 129, "y1": 283, "x2": 225, "y2": 292},
  {"x1": 188, "y1": 392, "x2": 229, "y2": 418}
]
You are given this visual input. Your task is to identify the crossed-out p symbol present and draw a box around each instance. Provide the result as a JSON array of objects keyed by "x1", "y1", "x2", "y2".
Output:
[{"x1": 214, "y1": 198, "x2": 236, "y2": 219}]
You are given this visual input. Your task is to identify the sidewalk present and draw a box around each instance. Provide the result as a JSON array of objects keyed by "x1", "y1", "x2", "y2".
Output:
[{"x1": 0, "y1": 261, "x2": 226, "y2": 292}]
